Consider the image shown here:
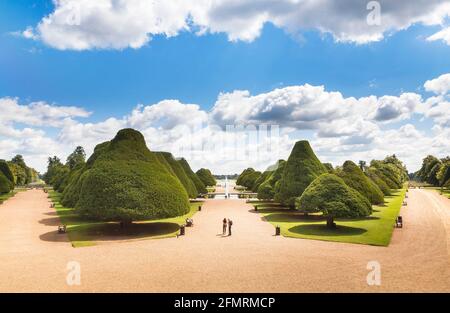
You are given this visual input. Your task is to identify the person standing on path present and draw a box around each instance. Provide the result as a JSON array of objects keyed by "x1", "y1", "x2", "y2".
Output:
[
  {"x1": 228, "y1": 219, "x2": 233, "y2": 236},
  {"x1": 222, "y1": 218, "x2": 227, "y2": 235}
]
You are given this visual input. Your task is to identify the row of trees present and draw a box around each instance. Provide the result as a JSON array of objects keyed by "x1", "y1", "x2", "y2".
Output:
[
  {"x1": 0, "y1": 156, "x2": 39, "y2": 194},
  {"x1": 414, "y1": 155, "x2": 450, "y2": 188},
  {"x1": 44, "y1": 128, "x2": 216, "y2": 225},
  {"x1": 236, "y1": 141, "x2": 408, "y2": 228}
]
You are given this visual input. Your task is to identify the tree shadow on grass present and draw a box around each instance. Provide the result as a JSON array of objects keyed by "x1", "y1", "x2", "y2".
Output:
[
  {"x1": 264, "y1": 213, "x2": 323, "y2": 223},
  {"x1": 289, "y1": 224, "x2": 367, "y2": 237},
  {"x1": 40, "y1": 222, "x2": 180, "y2": 243},
  {"x1": 248, "y1": 207, "x2": 294, "y2": 214}
]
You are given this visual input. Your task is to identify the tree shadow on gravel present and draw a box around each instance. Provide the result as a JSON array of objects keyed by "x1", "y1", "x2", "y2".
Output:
[{"x1": 40, "y1": 222, "x2": 180, "y2": 243}]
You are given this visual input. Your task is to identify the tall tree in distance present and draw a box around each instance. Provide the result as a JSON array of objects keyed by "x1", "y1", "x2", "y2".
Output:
[{"x1": 66, "y1": 146, "x2": 86, "y2": 170}]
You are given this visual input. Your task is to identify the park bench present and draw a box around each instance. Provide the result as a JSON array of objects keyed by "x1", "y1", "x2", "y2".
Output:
[
  {"x1": 58, "y1": 225, "x2": 67, "y2": 234},
  {"x1": 186, "y1": 218, "x2": 194, "y2": 227},
  {"x1": 395, "y1": 216, "x2": 403, "y2": 228}
]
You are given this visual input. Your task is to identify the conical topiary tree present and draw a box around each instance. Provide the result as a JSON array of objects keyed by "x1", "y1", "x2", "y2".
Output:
[
  {"x1": 366, "y1": 168, "x2": 391, "y2": 196},
  {"x1": 236, "y1": 168, "x2": 255, "y2": 186},
  {"x1": 178, "y1": 158, "x2": 207, "y2": 194},
  {"x1": 0, "y1": 160, "x2": 14, "y2": 189},
  {"x1": 296, "y1": 174, "x2": 372, "y2": 228},
  {"x1": 195, "y1": 168, "x2": 216, "y2": 187},
  {"x1": 337, "y1": 161, "x2": 384, "y2": 205},
  {"x1": 156, "y1": 152, "x2": 199, "y2": 198},
  {"x1": 63, "y1": 128, "x2": 190, "y2": 225},
  {"x1": 0, "y1": 172, "x2": 12, "y2": 194},
  {"x1": 257, "y1": 160, "x2": 286, "y2": 200},
  {"x1": 275, "y1": 141, "x2": 327, "y2": 207}
]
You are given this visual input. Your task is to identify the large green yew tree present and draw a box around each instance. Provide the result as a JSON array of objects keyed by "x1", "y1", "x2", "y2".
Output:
[
  {"x1": 337, "y1": 161, "x2": 384, "y2": 205},
  {"x1": 275, "y1": 141, "x2": 327, "y2": 207},
  {"x1": 296, "y1": 174, "x2": 372, "y2": 228},
  {"x1": 62, "y1": 129, "x2": 190, "y2": 224},
  {"x1": 195, "y1": 168, "x2": 216, "y2": 187}
]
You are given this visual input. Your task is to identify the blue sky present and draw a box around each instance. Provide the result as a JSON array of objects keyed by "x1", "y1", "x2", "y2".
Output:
[{"x1": 0, "y1": 1, "x2": 449, "y2": 173}]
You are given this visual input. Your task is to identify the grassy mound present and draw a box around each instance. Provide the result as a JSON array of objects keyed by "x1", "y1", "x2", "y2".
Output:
[
  {"x1": 62, "y1": 129, "x2": 190, "y2": 223},
  {"x1": 275, "y1": 141, "x2": 327, "y2": 207},
  {"x1": 337, "y1": 161, "x2": 384, "y2": 205}
]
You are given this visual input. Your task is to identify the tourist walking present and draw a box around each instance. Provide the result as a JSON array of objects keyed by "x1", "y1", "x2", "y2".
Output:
[
  {"x1": 228, "y1": 219, "x2": 233, "y2": 236},
  {"x1": 222, "y1": 218, "x2": 227, "y2": 235}
]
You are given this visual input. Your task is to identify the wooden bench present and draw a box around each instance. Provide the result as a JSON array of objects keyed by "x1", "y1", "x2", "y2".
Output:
[
  {"x1": 58, "y1": 225, "x2": 67, "y2": 234},
  {"x1": 395, "y1": 216, "x2": 403, "y2": 228}
]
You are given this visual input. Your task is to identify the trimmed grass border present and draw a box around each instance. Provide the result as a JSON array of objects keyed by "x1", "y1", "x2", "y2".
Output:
[
  {"x1": 257, "y1": 188, "x2": 406, "y2": 246},
  {"x1": 48, "y1": 191, "x2": 202, "y2": 247},
  {"x1": 0, "y1": 189, "x2": 22, "y2": 204}
]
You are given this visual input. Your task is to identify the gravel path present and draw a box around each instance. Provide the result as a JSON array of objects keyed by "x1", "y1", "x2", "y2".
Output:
[{"x1": 0, "y1": 188, "x2": 448, "y2": 292}]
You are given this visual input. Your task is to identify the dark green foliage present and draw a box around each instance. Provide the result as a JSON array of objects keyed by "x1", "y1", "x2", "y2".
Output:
[
  {"x1": 383, "y1": 155, "x2": 408, "y2": 182},
  {"x1": 257, "y1": 160, "x2": 286, "y2": 200},
  {"x1": 437, "y1": 160, "x2": 450, "y2": 187},
  {"x1": 236, "y1": 168, "x2": 255, "y2": 186},
  {"x1": 66, "y1": 146, "x2": 86, "y2": 170},
  {"x1": 237, "y1": 169, "x2": 261, "y2": 190},
  {"x1": 252, "y1": 170, "x2": 272, "y2": 192},
  {"x1": 296, "y1": 174, "x2": 372, "y2": 225},
  {"x1": 370, "y1": 160, "x2": 404, "y2": 189},
  {"x1": 275, "y1": 141, "x2": 327, "y2": 207},
  {"x1": 62, "y1": 128, "x2": 190, "y2": 223},
  {"x1": 51, "y1": 165, "x2": 70, "y2": 192},
  {"x1": 366, "y1": 169, "x2": 391, "y2": 196},
  {"x1": 0, "y1": 160, "x2": 14, "y2": 189},
  {"x1": 196, "y1": 168, "x2": 216, "y2": 187},
  {"x1": 337, "y1": 161, "x2": 384, "y2": 205},
  {"x1": 0, "y1": 172, "x2": 12, "y2": 194},
  {"x1": 61, "y1": 167, "x2": 84, "y2": 207},
  {"x1": 8, "y1": 155, "x2": 37, "y2": 185},
  {"x1": 323, "y1": 163, "x2": 334, "y2": 173},
  {"x1": 178, "y1": 158, "x2": 207, "y2": 194},
  {"x1": 158, "y1": 152, "x2": 199, "y2": 198}
]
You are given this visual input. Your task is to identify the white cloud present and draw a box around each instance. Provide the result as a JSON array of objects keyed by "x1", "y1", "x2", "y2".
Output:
[
  {"x1": 26, "y1": 0, "x2": 450, "y2": 50},
  {"x1": 424, "y1": 73, "x2": 450, "y2": 95},
  {"x1": 0, "y1": 97, "x2": 91, "y2": 127},
  {"x1": 2, "y1": 73, "x2": 450, "y2": 174},
  {"x1": 427, "y1": 26, "x2": 450, "y2": 46}
]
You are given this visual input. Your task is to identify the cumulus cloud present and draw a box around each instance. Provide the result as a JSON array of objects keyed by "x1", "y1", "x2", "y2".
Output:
[
  {"x1": 427, "y1": 26, "x2": 450, "y2": 46},
  {"x1": 2, "y1": 73, "x2": 450, "y2": 173},
  {"x1": 424, "y1": 73, "x2": 450, "y2": 95},
  {"x1": 24, "y1": 0, "x2": 450, "y2": 50},
  {"x1": 0, "y1": 97, "x2": 91, "y2": 127}
]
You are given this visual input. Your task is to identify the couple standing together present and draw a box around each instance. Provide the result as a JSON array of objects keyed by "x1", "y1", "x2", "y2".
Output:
[{"x1": 222, "y1": 218, "x2": 233, "y2": 236}]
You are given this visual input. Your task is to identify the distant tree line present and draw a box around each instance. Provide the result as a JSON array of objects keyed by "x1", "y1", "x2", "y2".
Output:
[
  {"x1": 414, "y1": 155, "x2": 450, "y2": 188},
  {"x1": 0, "y1": 155, "x2": 39, "y2": 194},
  {"x1": 236, "y1": 141, "x2": 408, "y2": 228}
]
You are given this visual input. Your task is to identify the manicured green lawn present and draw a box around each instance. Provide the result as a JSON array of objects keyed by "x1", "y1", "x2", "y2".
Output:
[
  {"x1": 257, "y1": 188, "x2": 406, "y2": 246},
  {"x1": 48, "y1": 191, "x2": 202, "y2": 247}
]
